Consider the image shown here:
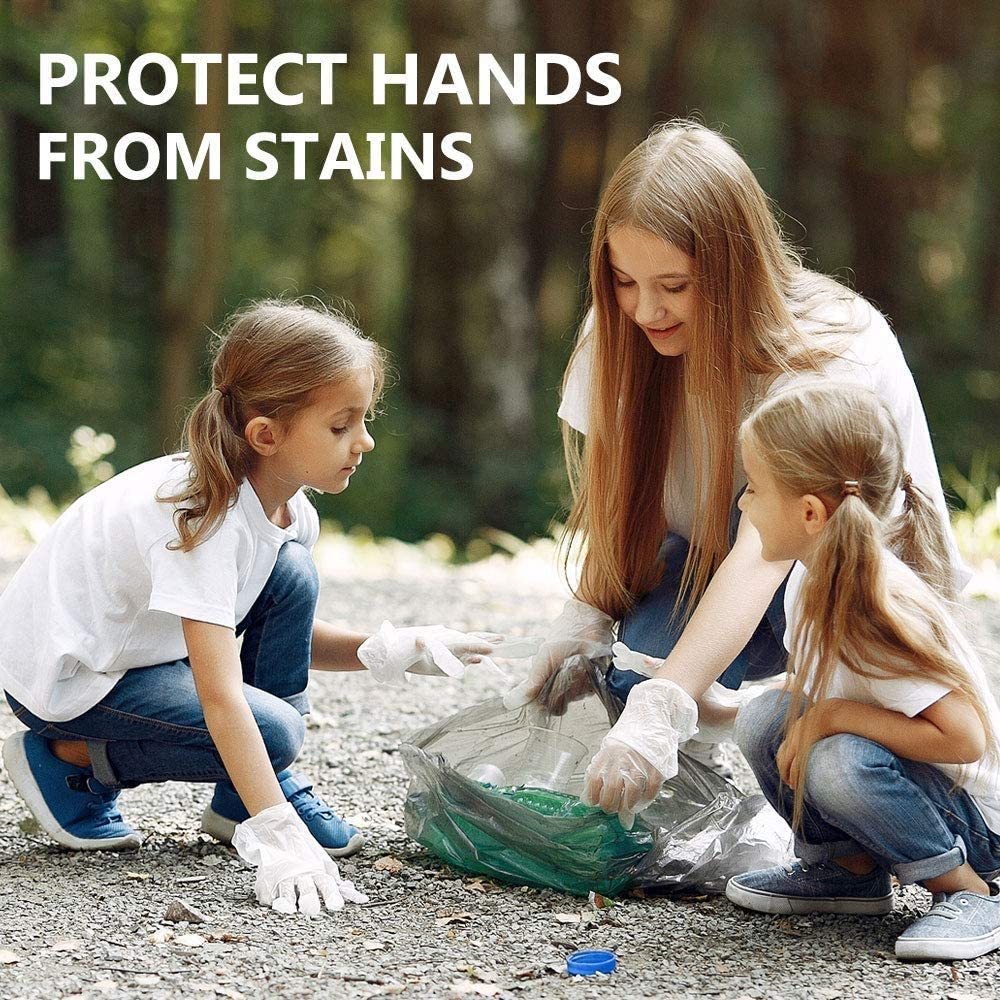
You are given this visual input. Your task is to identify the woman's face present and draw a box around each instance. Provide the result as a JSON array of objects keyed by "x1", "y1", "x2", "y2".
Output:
[{"x1": 607, "y1": 226, "x2": 697, "y2": 357}]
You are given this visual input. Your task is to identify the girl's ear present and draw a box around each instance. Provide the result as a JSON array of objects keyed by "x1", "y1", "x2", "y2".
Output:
[
  {"x1": 800, "y1": 493, "x2": 829, "y2": 536},
  {"x1": 244, "y1": 415, "x2": 281, "y2": 457}
]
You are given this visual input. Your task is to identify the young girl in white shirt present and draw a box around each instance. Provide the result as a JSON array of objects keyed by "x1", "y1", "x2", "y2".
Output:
[
  {"x1": 0, "y1": 299, "x2": 502, "y2": 915},
  {"x1": 727, "y1": 380, "x2": 1000, "y2": 962}
]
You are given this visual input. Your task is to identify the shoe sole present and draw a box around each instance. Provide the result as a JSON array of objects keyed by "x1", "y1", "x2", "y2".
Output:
[
  {"x1": 895, "y1": 927, "x2": 1000, "y2": 962},
  {"x1": 200, "y1": 805, "x2": 366, "y2": 859},
  {"x1": 726, "y1": 878, "x2": 894, "y2": 915},
  {"x1": 2, "y1": 732, "x2": 143, "y2": 851}
]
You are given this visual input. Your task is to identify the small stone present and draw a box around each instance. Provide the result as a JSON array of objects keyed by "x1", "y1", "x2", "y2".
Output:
[
  {"x1": 148, "y1": 928, "x2": 174, "y2": 944},
  {"x1": 175, "y1": 933, "x2": 206, "y2": 947},
  {"x1": 373, "y1": 855, "x2": 404, "y2": 874},
  {"x1": 0, "y1": 950, "x2": 18, "y2": 964},
  {"x1": 164, "y1": 898, "x2": 208, "y2": 924}
]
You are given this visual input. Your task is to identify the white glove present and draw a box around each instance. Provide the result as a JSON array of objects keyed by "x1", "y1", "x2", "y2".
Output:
[
  {"x1": 503, "y1": 599, "x2": 613, "y2": 713},
  {"x1": 581, "y1": 677, "x2": 699, "y2": 828},
  {"x1": 232, "y1": 803, "x2": 369, "y2": 915},
  {"x1": 358, "y1": 623, "x2": 535, "y2": 686}
]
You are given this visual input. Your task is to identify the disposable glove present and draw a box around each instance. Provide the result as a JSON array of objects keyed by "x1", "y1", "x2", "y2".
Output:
[
  {"x1": 503, "y1": 599, "x2": 613, "y2": 714},
  {"x1": 232, "y1": 803, "x2": 369, "y2": 915},
  {"x1": 358, "y1": 623, "x2": 537, "y2": 686},
  {"x1": 581, "y1": 677, "x2": 699, "y2": 829}
]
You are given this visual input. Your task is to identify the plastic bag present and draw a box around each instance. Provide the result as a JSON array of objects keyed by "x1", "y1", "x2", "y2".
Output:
[{"x1": 402, "y1": 658, "x2": 791, "y2": 897}]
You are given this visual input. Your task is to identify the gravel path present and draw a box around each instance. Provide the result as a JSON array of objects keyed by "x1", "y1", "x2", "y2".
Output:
[{"x1": 0, "y1": 538, "x2": 998, "y2": 1000}]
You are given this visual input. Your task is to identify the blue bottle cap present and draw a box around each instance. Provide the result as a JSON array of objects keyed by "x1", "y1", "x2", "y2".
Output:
[{"x1": 566, "y1": 949, "x2": 618, "y2": 976}]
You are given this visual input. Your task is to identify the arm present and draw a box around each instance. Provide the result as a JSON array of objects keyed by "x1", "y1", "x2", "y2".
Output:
[
  {"x1": 652, "y1": 509, "x2": 792, "y2": 699},
  {"x1": 310, "y1": 619, "x2": 369, "y2": 672},
  {"x1": 182, "y1": 618, "x2": 285, "y2": 816},
  {"x1": 813, "y1": 692, "x2": 987, "y2": 765}
]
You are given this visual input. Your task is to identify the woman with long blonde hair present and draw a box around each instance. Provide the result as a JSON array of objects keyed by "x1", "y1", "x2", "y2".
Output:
[
  {"x1": 506, "y1": 121, "x2": 968, "y2": 819},
  {"x1": 726, "y1": 382, "x2": 1000, "y2": 963}
]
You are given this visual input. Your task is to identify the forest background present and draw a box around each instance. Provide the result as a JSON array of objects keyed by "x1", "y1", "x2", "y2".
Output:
[{"x1": 2, "y1": 0, "x2": 998, "y2": 560}]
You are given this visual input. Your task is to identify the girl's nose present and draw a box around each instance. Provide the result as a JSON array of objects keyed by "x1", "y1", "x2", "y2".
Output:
[
  {"x1": 358, "y1": 430, "x2": 375, "y2": 453},
  {"x1": 633, "y1": 288, "x2": 666, "y2": 327}
]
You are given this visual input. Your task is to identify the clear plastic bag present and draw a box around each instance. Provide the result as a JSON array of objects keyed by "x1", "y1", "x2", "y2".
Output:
[{"x1": 402, "y1": 658, "x2": 791, "y2": 897}]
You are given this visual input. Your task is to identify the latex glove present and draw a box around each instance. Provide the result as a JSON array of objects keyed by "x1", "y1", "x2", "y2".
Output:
[
  {"x1": 358, "y1": 623, "x2": 534, "y2": 686},
  {"x1": 232, "y1": 803, "x2": 369, "y2": 915},
  {"x1": 581, "y1": 677, "x2": 699, "y2": 828},
  {"x1": 503, "y1": 599, "x2": 613, "y2": 714}
]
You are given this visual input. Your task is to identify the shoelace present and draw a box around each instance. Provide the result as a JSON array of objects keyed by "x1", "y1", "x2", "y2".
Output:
[
  {"x1": 287, "y1": 783, "x2": 340, "y2": 825},
  {"x1": 926, "y1": 898, "x2": 964, "y2": 921}
]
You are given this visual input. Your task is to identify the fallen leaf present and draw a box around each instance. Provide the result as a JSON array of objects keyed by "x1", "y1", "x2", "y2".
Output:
[
  {"x1": 435, "y1": 912, "x2": 474, "y2": 927},
  {"x1": 553, "y1": 913, "x2": 581, "y2": 924},
  {"x1": 0, "y1": 951, "x2": 18, "y2": 965},
  {"x1": 372, "y1": 856, "x2": 404, "y2": 874},
  {"x1": 513, "y1": 967, "x2": 539, "y2": 980},
  {"x1": 175, "y1": 933, "x2": 206, "y2": 948},
  {"x1": 124, "y1": 871, "x2": 151, "y2": 881}
]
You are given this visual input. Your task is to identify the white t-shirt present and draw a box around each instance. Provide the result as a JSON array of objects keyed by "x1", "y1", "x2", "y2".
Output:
[
  {"x1": 0, "y1": 454, "x2": 320, "y2": 722},
  {"x1": 558, "y1": 294, "x2": 971, "y2": 592},
  {"x1": 783, "y1": 553, "x2": 1000, "y2": 833}
]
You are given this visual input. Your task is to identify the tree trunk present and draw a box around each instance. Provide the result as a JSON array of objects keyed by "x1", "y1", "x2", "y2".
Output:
[{"x1": 155, "y1": 0, "x2": 230, "y2": 451}]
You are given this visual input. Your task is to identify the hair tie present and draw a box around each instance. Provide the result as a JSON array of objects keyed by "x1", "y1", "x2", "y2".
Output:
[
  {"x1": 841, "y1": 480, "x2": 861, "y2": 498},
  {"x1": 901, "y1": 473, "x2": 913, "y2": 491},
  {"x1": 214, "y1": 384, "x2": 230, "y2": 398}
]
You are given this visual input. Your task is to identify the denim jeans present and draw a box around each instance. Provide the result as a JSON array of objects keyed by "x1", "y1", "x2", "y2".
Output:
[
  {"x1": 736, "y1": 688, "x2": 1000, "y2": 884},
  {"x1": 5, "y1": 540, "x2": 318, "y2": 794},
  {"x1": 609, "y1": 489, "x2": 790, "y2": 701}
]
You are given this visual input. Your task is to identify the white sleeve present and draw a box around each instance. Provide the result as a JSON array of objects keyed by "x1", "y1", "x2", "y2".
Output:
[
  {"x1": 861, "y1": 669, "x2": 952, "y2": 719},
  {"x1": 557, "y1": 310, "x2": 595, "y2": 435},
  {"x1": 145, "y1": 525, "x2": 241, "y2": 628}
]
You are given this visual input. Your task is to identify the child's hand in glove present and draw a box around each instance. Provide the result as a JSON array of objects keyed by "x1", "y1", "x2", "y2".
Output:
[
  {"x1": 581, "y1": 677, "x2": 699, "y2": 828},
  {"x1": 232, "y1": 803, "x2": 369, "y2": 915},
  {"x1": 358, "y1": 622, "x2": 538, "y2": 686}
]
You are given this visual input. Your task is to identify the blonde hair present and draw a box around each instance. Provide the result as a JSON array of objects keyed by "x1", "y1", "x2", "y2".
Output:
[
  {"x1": 159, "y1": 298, "x2": 387, "y2": 551},
  {"x1": 563, "y1": 120, "x2": 858, "y2": 620},
  {"x1": 742, "y1": 381, "x2": 993, "y2": 830}
]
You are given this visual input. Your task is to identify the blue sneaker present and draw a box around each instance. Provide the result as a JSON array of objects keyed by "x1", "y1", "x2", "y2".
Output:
[
  {"x1": 896, "y1": 880, "x2": 1000, "y2": 961},
  {"x1": 726, "y1": 859, "x2": 894, "y2": 915},
  {"x1": 201, "y1": 770, "x2": 365, "y2": 858},
  {"x1": 2, "y1": 731, "x2": 142, "y2": 850}
]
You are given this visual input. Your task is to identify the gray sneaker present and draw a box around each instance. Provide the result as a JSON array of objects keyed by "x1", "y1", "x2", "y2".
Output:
[
  {"x1": 895, "y1": 880, "x2": 1000, "y2": 961},
  {"x1": 726, "y1": 859, "x2": 894, "y2": 915}
]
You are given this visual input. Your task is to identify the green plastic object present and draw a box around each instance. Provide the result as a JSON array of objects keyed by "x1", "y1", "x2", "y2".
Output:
[{"x1": 403, "y1": 753, "x2": 653, "y2": 897}]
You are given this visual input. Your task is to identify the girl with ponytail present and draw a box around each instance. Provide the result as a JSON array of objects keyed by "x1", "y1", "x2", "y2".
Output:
[
  {"x1": 0, "y1": 298, "x2": 509, "y2": 916},
  {"x1": 726, "y1": 381, "x2": 1000, "y2": 963}
]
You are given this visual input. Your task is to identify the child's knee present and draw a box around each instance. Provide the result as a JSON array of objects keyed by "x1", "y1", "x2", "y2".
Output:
[
  {"x1": 258, "y1": 699, "x2": 306, "y2": 771},
  {"x1": 274, "y1": 540, "x2": 320, "y2": 602},
  {"x1": 734, "y1": 687, "x2": 787, "y2": 761}
]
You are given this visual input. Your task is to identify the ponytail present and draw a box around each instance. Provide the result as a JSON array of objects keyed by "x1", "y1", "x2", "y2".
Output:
[
  {"x1": 783, "y1": 488, "x2": 887, "y2": 831},
  {"x1": 886, "y1": 473, "x2": 957, "y2": 602},
  {"x1": 160, "y1": 386, "x2": 252, "y2": 551}
]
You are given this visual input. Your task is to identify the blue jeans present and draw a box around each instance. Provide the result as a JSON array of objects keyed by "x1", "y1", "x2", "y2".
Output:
[
  {"x1": 609, "y1": 489, "x2": 789, "y2": 701},
  {"x1": 5, "y1": 540, "x2": 317, "y2": 793},
  {"x1": 736, "y1": 688, "x2": 1000, "y2": 884}
]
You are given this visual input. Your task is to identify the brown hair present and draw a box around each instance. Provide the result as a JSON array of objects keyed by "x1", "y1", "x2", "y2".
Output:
[
  {"x1": 562, "y1": 120, "x2": 858, "y2": 620},
  {"x1": 742, "y1": 380, "x2": 993, "y2": 829},
  {"x1": 159, "y1": 298, "x2": 387, "y2": 551}
]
